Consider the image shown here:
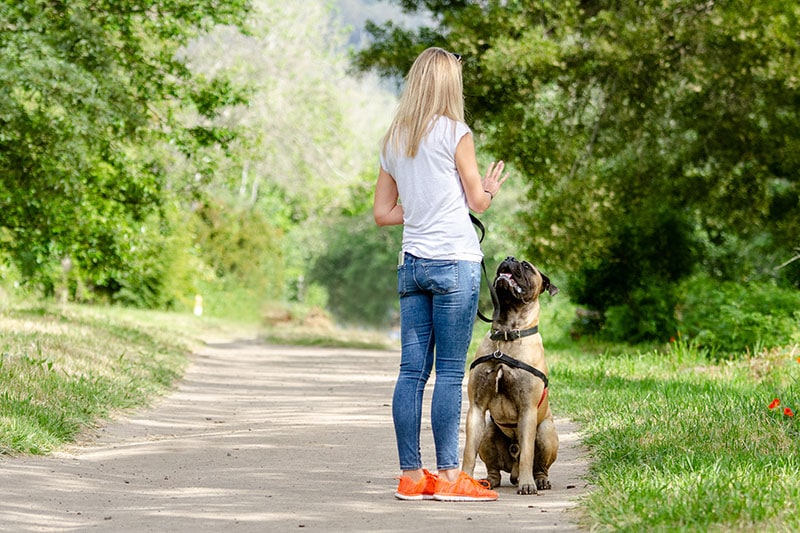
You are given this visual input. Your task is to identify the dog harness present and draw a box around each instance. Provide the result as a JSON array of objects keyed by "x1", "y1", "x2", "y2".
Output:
[{"x1": 470, "y1": 350, "x2": 550, "y2": 413}]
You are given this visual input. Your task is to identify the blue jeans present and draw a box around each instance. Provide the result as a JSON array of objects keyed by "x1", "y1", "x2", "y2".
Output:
[{"x1": 393, "y1": 253, "x2": 481, "y2": 471}]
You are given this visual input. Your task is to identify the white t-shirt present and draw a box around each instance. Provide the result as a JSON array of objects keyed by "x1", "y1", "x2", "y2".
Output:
[{"x1": 380, "y1": 116, "x2": 482, "y2": 262}]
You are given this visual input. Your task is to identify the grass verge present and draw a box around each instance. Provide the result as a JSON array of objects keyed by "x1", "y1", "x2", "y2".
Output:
[
  {"x1": 261, "y1": 302, "x2": 398, "y2": 350},
  {"x1": 473, "y1": 296, "x2": 800, "y2": 530},
  {"x1": 3, "y1": 297, "x2": 799, "y2": 531},
  {"x1": 549, "y1": 338, "x2": 800, "y2": 531},
  {"x1": 0, "y1": 303, "x2": 254, "y2": 455}
]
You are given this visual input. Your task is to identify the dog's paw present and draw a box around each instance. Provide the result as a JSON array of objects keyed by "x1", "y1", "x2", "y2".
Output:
[
  {"x1": 535, "y1": 478, "x2": 552, "y2": 491},
  {"x1": 517, "y1": 483, "x2": 538, "y2": 495}
]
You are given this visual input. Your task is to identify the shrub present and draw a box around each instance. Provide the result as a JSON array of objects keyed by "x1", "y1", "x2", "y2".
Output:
[
  {"x1": 603, "y1": 284, "x2": 680, "y2": 344},
  {"x1": 308, "y1": 215, "x2": 401, "y2": 327},
  {"x1": 678, "y1": 274, "x2": 800, "y2": 357},
  {"x1": 568, "y1": 206, "x2": 697, "y2": 343}
]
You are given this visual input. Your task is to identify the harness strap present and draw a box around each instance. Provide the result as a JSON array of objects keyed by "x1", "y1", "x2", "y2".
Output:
[
  {"x1": 470, "y1": 350, "x2": 549, "y2": 389},
  {"x1": 490, "y1": 325, "x2": 538, "y2": 341},
  {"x1": 538, "y1": 387, "x2": 549, "y2": 408}
]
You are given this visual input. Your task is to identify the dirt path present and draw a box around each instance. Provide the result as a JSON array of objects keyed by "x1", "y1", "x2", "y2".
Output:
[{"x1": 0, "y1": 338, "x2": 591, "y2": 532}]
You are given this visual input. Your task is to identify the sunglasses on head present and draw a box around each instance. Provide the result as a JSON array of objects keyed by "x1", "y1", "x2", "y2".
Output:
[{"x1": 451, "y1": 52, "x2": 462, "y2": 63}]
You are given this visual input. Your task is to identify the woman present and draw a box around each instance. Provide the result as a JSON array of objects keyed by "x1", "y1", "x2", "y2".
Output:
[{"x1": 373, "y1": 47, "x2": 508, "y2": 501}]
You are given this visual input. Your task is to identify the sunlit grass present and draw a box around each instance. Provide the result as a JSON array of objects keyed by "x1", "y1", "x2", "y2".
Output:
[
  {"x1": 0, "y1": 303, "x2": 204, "y2": 455},
  {"x1": 3, "y1": 296, "x2": 800, "y2": 531},
  {"x1": 549, "y1": 341, "x2": 800, "y2": 531},
  {"x1": 261, "y1": 301, "x2": 398, "y2": 350},
  {"x1": 469, "y1": 296, "x2": 800, "y2": 530}
]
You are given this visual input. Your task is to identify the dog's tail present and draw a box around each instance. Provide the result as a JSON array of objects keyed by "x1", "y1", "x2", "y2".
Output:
[
  {"x1": 495, "y1": 364, "x2": 522, "y2": 395},
  {"x1": 495, "y1": 366, "x2": 508, "y2": 394},
  {"x1": 495, "y1": 367, "x2": 502, "y2": 394}
]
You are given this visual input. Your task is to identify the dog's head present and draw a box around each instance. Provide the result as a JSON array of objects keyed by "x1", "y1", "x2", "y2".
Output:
[{"x1": 494, "y1": 257, "x2": 559, "y2": 307}]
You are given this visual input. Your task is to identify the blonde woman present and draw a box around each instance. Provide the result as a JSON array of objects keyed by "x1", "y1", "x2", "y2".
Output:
[{"x1": 374, "y1": 47, "x2": 507, "y2": 501}]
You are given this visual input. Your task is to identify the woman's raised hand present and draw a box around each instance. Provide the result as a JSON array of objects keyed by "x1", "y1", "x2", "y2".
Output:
[{"x1": 482, "y1": 161, "x2": 508, "y2": 199}]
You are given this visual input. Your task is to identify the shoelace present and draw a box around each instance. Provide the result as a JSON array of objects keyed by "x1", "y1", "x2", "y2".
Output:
[{"x1": 476, "y1": 479, "x2": 492, "y2": 489}]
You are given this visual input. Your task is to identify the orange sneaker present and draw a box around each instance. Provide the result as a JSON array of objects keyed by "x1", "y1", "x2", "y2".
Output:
[
  {"x1": 394, "y1": 469, "x2": 438, "y2": 500},
  {"x1": 433, "y1": 472, "x2": 498, "y2": 502}
]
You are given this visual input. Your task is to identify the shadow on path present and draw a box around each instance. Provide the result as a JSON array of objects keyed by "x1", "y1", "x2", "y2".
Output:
[{"x1": 1, "y1": 339, "x2": 590, "y2": 532}]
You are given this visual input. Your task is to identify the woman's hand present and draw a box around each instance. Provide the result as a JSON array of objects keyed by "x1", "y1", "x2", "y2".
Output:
[
  {"x1": 456, "y1": 133, "x2": 510, "y2": 213},
  {"x1": 481, "y1": 160, "x2": 508, "y2": 201}
]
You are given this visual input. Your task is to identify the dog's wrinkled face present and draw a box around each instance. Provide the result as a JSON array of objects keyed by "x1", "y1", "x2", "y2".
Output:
[{"x1": 494, "y1": 256, "x2": 558, "y2": 306}]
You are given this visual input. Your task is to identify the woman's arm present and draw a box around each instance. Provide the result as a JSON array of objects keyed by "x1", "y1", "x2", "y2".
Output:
[
  {"x1": 373, "y1": 167, "x2": 404, "y2": 226},
  {"x1": 455, "y1": 133, "x2": 508, "y2": 214}
]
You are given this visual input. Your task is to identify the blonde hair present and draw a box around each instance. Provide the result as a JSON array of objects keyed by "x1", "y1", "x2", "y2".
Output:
[{"x1": 381, "y1": 47, "x2": 465, "y2": 158}]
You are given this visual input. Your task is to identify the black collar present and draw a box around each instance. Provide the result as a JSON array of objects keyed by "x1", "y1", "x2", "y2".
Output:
[{"x1": 490, "y1": 325, "x2": 538, "y2": 341}]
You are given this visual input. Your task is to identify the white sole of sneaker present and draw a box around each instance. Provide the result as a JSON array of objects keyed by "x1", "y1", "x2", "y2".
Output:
[
  {"x1": 396, "y1": 492, "x2": 441, "y2": 500},
  {"x1": 394, "y1": 492, "x2": 424, "y2": 500},
  {"x1": 432, "y1": 494, "x2": 497, "y2": 502}
]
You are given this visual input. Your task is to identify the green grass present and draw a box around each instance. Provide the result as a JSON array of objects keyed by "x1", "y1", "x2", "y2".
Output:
[
  {"x1": 2, "y1": 297, "x2": 800, "y2": 531},
  {"x1": 472, "y1": 297, "x2": 800, "y2": 530},
  {"x1": 549, "y1": 339, "x2": 800, "y2": 531},
  {"x1": 0, "y1": 303, "x2": 252, "y2": 455}
]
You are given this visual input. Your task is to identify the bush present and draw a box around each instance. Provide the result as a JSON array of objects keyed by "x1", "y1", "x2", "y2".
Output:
[
  {"x1": 678, "y1": 274, "x2": 800, "y2": 357},
  {"x1": 568, "y1": 206, "x2": 697, "y2": 343},
  {"x1": 603, "y1": 284, "x2": 680, "y2": 344},
  {"x1": 308, "y1": 215, "x2": 401, "y2": 327},
  {"x1": 186, "y1": 200, "x2": 286, "y2": 320}
]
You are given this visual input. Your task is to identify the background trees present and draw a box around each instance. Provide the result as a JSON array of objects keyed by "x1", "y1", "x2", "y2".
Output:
[
  {"x1": 1, "y1": 0, "x2": 398, "y2": 320},
  {"x1": 2, "y1": 0, "x2": 797, "y2": 350},
  {"x1": 355, "y1": 0, "x2": 800, "y2": 344},
  {"x1": 0, "y1": 0, "x2": 251, "y2": 300}
]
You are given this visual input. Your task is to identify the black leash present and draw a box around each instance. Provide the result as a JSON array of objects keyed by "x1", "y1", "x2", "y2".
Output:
[{"x1": 470, "y1": 214, "x2": 499, "y2": 323}]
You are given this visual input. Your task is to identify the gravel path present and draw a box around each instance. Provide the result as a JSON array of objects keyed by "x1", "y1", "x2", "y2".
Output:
[{"x1": 1, "y1": 338, "x2": 591, "y2": 532}]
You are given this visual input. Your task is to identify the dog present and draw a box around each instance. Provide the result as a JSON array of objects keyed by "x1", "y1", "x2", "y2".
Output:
[{"x1": 462, "y1": 256, "x2": 559, "y2": 495}]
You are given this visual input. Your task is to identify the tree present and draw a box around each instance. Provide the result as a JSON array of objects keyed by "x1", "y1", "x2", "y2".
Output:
[
  {"x1": 354, "y1": 0, "x2": 800, "y2": 340},
  {"x1": 177, "y1": 0, "x2": 399, "y2": 316},
  {"x1": 0, "y1": 0, "x2": 250, "y2": 294}
]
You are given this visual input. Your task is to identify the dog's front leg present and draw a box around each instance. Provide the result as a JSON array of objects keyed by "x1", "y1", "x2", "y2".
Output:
[
  {"x1": 515, "y1": 411, "x2": 538, "y2": 495},
  {"x1": 461, "y1": 404, "x2": 486, "y2": 477}
]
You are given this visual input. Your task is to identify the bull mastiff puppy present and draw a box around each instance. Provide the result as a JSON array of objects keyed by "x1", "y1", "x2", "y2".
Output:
[{"x1": 462, "y1": 256, "x2": 559, "y2": 495}]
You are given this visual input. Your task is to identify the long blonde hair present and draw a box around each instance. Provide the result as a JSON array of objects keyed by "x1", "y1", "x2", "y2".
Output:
[{"x1": 381, "y1": 47, "x2": 464, "y2": 158}]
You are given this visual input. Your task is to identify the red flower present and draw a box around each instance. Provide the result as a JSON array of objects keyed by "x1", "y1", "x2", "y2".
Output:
[
  {"x1": 796, "y1": 356, "x2": 800, "y2": 364},
  {"x1": 769, "y1": 398, "x2": 781, "y2": 409},
  {"x1": 784, "y1": 407, "x2": 795, "y2": 417}
]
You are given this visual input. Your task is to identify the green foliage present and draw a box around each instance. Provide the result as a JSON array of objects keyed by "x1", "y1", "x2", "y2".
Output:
[
  {"x1": 355, "y1": 0, "x2": 800, "y2": 342},
  {"x1": 603, "y1": 285, "x2": 680, "y2": 344},
  {"x1": 189, "y1": 199, "x2": 285, "y2": 320},
  {"x1": 308, "y1": 215, "x2": 402, "y2": 327},
  {"x1": 154, "y1": 0, "x2": 396, "y2": 318},
  {"x1": 568, "y1": 206, "x2": 697, "y2": 343},
  {"x1": 678, "y1": 274, "x2": 800, "y2": 357},
  {"x1": 0, "y1": 0, "x2": 251, "y2": 296},
  {"x1": 108, "y1": 204, "x2": 200, "y2": 310}
]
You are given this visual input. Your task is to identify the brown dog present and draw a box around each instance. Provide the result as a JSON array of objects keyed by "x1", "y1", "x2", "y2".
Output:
[{"x1": 462, "y1": 257, "x2": 559, "y2": 495}]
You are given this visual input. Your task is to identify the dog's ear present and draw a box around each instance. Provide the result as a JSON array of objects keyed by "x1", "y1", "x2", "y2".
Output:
[{"x1": 540, "y1": 273, "x2": 559, "y2": 297}]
